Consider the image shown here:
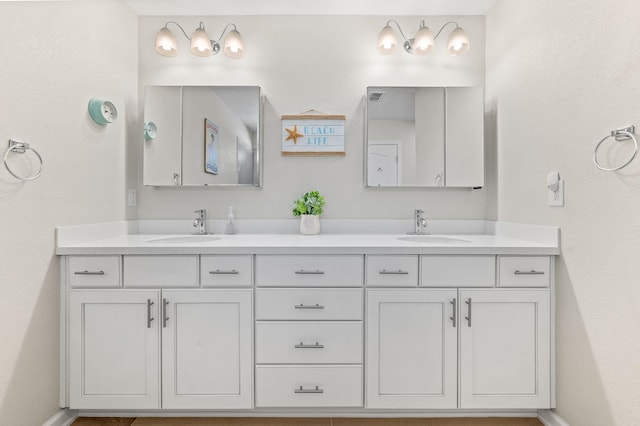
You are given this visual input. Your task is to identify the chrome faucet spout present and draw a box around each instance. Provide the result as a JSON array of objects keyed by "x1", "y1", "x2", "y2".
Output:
[
  {"x1": 409, "y1": 209, "x2": 428, "y2": 235},
  {"x1": 193, "y1": 209, "x2": 209, "y2": 235}
]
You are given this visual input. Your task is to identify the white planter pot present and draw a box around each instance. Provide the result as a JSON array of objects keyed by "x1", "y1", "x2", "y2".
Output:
[{"x1": 299, "y1": 214, "x2": 321, "y2": 235}]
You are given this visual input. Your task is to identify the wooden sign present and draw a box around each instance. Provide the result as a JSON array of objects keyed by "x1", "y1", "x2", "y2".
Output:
[{"x1": 281, "y1": 114, "x2": 346, "y2": 156}]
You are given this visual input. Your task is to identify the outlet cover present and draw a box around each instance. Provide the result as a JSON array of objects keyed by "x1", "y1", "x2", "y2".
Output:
[
  {"x1": 548, "y1": 180, "x2": 564, "y2": 207},
  {"x1": 128, "y1": 189, "x2": 137, "y2": 207}
]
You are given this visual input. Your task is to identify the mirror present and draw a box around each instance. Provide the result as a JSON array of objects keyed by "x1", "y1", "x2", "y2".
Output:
[
  {"x1": 365, "y1": 86, "x2": 484, "y2": 188},
  {"x1": 143, "y1": 86, "x2": 262, "y2": 187}
]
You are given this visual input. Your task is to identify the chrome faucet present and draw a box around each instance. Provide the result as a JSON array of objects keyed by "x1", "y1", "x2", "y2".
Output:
[
  {"x1": 193, "y1": 209, "x2": 209, "y2": 235},
  {"x1": 411, "y1": 209, "x2": 428, "y2": 235}
]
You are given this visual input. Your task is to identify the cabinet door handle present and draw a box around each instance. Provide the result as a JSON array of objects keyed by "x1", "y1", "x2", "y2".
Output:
[
  {"x1": 294, "y1": 386, "x2": 324, "y2": 394},
  {"x1": 209, "y1": 269, "x2": 239, "y2": 275},
  {"x1": 294, "y1": 303, "x2": 325, "y2": 310},
  {"x1": 147, "y1": 299, "x2": 154, "y2": 328},
  {"x1": 514, "y1": 270, "x2": 545, "y2": 275},
  {"x1": 450, "y1": 298, "x2": 457, "y2": 328},
  {"x1": 465, "y1": 298, "x2": 472, "y2": 327},
  {"x1": 162, "y1": 298, "x2": 169, "y2": 328},
  {"x1": 74, "y1": 270, "x2": 105, "y2": 275},
  {"x1": 295, "y1": 269, "x2": 325, "y2": 275},
  {"x1": 294, "y1": 342, "x2": 324, "y2": 349},
  {"x1": 379, "y1": 269, "x2": 409, "y2": 275}
]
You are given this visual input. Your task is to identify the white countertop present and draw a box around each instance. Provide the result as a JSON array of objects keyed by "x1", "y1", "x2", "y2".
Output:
[{"x1": 55, "y1": 220, "x2": 560, "y2": 255}]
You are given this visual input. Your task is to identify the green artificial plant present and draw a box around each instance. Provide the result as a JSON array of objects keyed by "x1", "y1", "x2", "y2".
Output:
[{"x1": 292, "y1": 190, "x2": 326, "y2": 216}]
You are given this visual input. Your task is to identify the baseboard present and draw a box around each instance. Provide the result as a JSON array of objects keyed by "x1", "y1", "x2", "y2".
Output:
[
  {"x1": 538, "y1": 409, "x2": 570, "y2": 426},
  {"x1": 42, "y1": 408, "x2": 78, "y2": 426}
]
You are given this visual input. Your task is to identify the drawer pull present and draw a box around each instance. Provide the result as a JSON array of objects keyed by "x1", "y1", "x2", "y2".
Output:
[
  {"x1": 379, "y1": 269, "x2": 409, "y2": 275},
  {"x1": 295, "y1": 342, "x2": 324, "y2": 349},
  {"x1": 465, "y1": 298, "x2": 472, "y2": 327},
  {"x1": 209, "y1": 269, "x2": 239, "y2": 275},
  {"x1": 514, "y1": 270, "x2": 545, "y2": 275},
  {"x1": 294, "y1": 303, "x2": 325, "y2": 310},
  {"x1": 74, "y1": 270, "x2": 105, "y2": 276},
  {"x1": 450, "y1": 298, "x2": 457, "y2": 328},
  {"x1": 162, "y1": 298, "x2": 170, "y2": 328},
  {"x1": 294, "y1": 385, "x2": 324, "y2": 394},
  {"x1": 295, "y1": 269, "x2": 325, "y2": 275}
]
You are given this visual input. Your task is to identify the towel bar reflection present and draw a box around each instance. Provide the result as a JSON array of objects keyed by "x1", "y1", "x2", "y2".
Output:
[
  {"x1": 593, "y1": 126, "x2": 638, "y2": 171},
  {"x1": 3, "y1": 139, "x2": 44, "y2": 181}
]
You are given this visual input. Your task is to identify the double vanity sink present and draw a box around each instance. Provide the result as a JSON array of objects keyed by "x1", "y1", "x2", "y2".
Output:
[{"x1": 56, "y1": 220, "x2": 558, "y2": 416}]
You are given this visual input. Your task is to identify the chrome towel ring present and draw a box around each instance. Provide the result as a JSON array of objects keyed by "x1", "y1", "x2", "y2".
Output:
[
  {"x1": 3, "y1": 139, "x2": 44, "y2": 181},
  {"x1": 593, "y1": 126, "x2": 638, "y2": 171}
]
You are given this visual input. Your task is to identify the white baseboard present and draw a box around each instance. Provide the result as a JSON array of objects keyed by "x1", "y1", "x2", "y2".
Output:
[
  {"x1": 42, "y1": 409, "x2": 78, "y2": 426},
  {"x1": 538, "y1": 409, "x2": 570, "y2": 426}
]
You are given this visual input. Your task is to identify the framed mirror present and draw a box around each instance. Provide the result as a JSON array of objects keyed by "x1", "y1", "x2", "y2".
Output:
[
  {"x1": 143, "y1": 86, "x2": 262, "y2": 187},
  {"x1": 365, "y1": 86, "x2": 484, "y2": 188}
]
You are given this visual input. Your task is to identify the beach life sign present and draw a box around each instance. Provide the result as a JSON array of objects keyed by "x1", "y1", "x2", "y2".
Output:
[{"x1": 281, "y1": 114, "x2": 346, "y2": 156}]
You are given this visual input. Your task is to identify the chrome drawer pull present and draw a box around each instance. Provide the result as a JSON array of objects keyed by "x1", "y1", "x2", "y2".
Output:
[
  {"x1": 465, "y1": 298, "x2": 472, "y2": 327},
  {"x1": 74, "y1": 270, "x2": 105, "y2": 275},
  {"x1": 294, "y1": 386, "x2": 324, "y2": 394},
  {"x1": 295, "y1": 342, "x2": 324, "y2": 349},
  {"x1": 450, "y1": 298, "x2": 457, "y2": 328},
  {"x1": 162, "y1": 298, "x2": 170, "y2": 328},
  {"x1": 295, "y1": 269, "x2": 325, "y2": 275},
  {"x1": 379, "y1": 269, "x2": 409, "y2": 275},
  {"x1": 514, "y1": 270, "x2": 545, "y2": 275},
  {"x1": 209, "y1": 269, "x2": 239, "y2": 275},
  {"x1": 294, "y1": 303, "x2": 325, "y2": 310}
]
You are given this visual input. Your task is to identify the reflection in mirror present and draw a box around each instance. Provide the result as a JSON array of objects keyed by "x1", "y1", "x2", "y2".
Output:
[
  {"x1": 143, "y1": 86, "x2": 261, "y2": 187},
  {"x1": 365, "y1": 86, "x2": 484, "y2": 188}
]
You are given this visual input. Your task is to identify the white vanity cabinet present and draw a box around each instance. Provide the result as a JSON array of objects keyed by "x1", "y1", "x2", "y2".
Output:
[
  {"x1": 64, "y1": 256, "x2": 253, "y2": 410},
  {"x1": 365, "y1": 255, "x2": 553, "y2": 410}
]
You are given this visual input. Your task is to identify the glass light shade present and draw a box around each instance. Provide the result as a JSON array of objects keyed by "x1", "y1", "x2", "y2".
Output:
[
  {"x1": 447, "y1": 27, "x2": 470, "y2": 56},
  {"x1": 223, "y1": 29, "x2": 244, "y2": 59},
  {"x1": 377, "y1": 25, "x2": 397, "y2": 55},
  {"x1": 190, "y1": 28, "x2": 213, "y2": 57},
  {"x1": 155, "y1": 27, "x2": 177, "y2": 57},
  {"x1": 412, "y1": 26, "x2": 434, "y2": 55}
]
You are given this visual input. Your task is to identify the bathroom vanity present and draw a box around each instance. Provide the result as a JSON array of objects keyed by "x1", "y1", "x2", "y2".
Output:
[{"x1": 56, "y1": 222, "x2": 558, "y2": 416}]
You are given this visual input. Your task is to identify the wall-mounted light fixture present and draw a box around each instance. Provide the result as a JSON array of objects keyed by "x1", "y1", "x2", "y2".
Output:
[
  {"x1": 155, "y1": 21, "x2": 244, "y2": 59},
  {"x1": 377, "y1": 20, "x2": 470, "y2": 56}
]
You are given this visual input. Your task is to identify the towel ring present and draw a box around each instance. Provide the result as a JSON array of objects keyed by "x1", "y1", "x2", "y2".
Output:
[
  {"x1": 593, "y1": 127, "x2": 638, "y2": 171},
  {"x1": 3, "y1": 139, "x2": 44, "y2": 181}
]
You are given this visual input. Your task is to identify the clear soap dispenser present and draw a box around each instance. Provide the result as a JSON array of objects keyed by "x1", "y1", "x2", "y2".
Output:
[{"x1": 225, "y1": 206, "x2": 236, "y2": 234}]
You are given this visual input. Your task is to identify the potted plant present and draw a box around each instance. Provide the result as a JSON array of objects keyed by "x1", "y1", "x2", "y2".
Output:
[{"x1": 292, "y1": 190, "x2": 325, "y2": 235}]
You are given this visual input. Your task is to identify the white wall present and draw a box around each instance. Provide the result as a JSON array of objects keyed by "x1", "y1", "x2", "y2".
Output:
[
  {"x1": 486, "y1": 1, "x2": 640, "y2": 424},
  {"x1": 0, "y1": 2, "x2": 138, "y2": 424},
  {"x1": 137, "y1": 15, "x2": 487, "y2": 220}
]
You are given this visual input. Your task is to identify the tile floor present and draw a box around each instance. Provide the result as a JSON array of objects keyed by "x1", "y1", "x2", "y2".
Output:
[{"x1": 72, "y1": 417, "x2": 544, "y2": 426}]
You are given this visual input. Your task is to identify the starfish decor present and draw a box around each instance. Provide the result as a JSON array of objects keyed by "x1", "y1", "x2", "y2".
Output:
[{"x1": 285, "y1": 125, "x2": 304, "y2": 144}]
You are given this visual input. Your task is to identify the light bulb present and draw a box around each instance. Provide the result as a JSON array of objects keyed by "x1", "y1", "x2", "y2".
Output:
[{"x1": 377, "y1": 24, "x2": 397, "y2": 55}]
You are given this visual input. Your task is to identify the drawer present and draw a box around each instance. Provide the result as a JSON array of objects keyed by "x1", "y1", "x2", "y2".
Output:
[
  {"x1": 256, "y1": 322, "x2": 362, "y2": 364},
  {"x1": 366, "y1": 255, "x2": 418, "y2": 287},
  {"x1": 123, "y1": 255, "x2": 198, "y2": 288},
  {"x1": 255, "y1": 365, "x2": 363, "y2": 407},
  {"x1": 200, "y1": 255, "x2": 253, "y2": 287},
  {"x1": 67, "y1": 256, "x2": 121, "y2": 288},
  {"x1": 421, "y1": 255, "x2": 495, "y2": 287},
  {"x1": 255, "y1": 255, "x2": 363, "y2": 287},
  {"x1": 256, "y1": 288, "x2": 363, "y2": 320},
  {"x1": 498, "y1": 256, "x2": 551, "y2": 287}
]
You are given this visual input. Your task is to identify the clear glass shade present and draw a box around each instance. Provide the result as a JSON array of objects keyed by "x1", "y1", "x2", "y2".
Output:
[
  {"x1": 377, "y1": 25, "x2": 397, "y2": 54},
  {"x1": 155, "y1": 27, "x2": 177, "y2": 57},
  {"x1": 447, "y1": 27, "x2": 470, "y2": 56},
  {"x1": 223, "y1": 29, "x2": 244, "y2": 59}
]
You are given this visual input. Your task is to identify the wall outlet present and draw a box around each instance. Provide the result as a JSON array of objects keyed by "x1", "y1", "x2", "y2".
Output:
[
  {"x1": 548, "y1": 180, "x2": 564, "y2": 207},
  {"x1": 127, "y1": 189, "x2": 137, "y2": 207}
]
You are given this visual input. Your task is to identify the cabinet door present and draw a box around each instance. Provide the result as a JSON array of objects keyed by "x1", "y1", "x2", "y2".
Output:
[
  {"x1": 161, "y1": 289, "x2": 253, "y2": 409},
  {"x1": 69, "y1": 290, "x2": 160, "y2": 409},
  {"x1": 459, "y1": 289, "x2": 550, "y2": 409},
  {"x1": 366, "y1": 289, "x2": 457, "y2": 409}
]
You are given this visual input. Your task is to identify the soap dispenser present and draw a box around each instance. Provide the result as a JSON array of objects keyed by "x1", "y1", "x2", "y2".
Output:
[{"x1": 225, "y1": 206, "x2": 236, "y2": 234}]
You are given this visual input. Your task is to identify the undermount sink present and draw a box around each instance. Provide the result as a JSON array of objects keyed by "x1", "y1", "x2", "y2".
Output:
[
  {"x1": 398, "y1": 235, "x2": 472, "y2": 244},
  {"x1": 147, "y1": 235, "x2": 221, "y2": 244}
]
